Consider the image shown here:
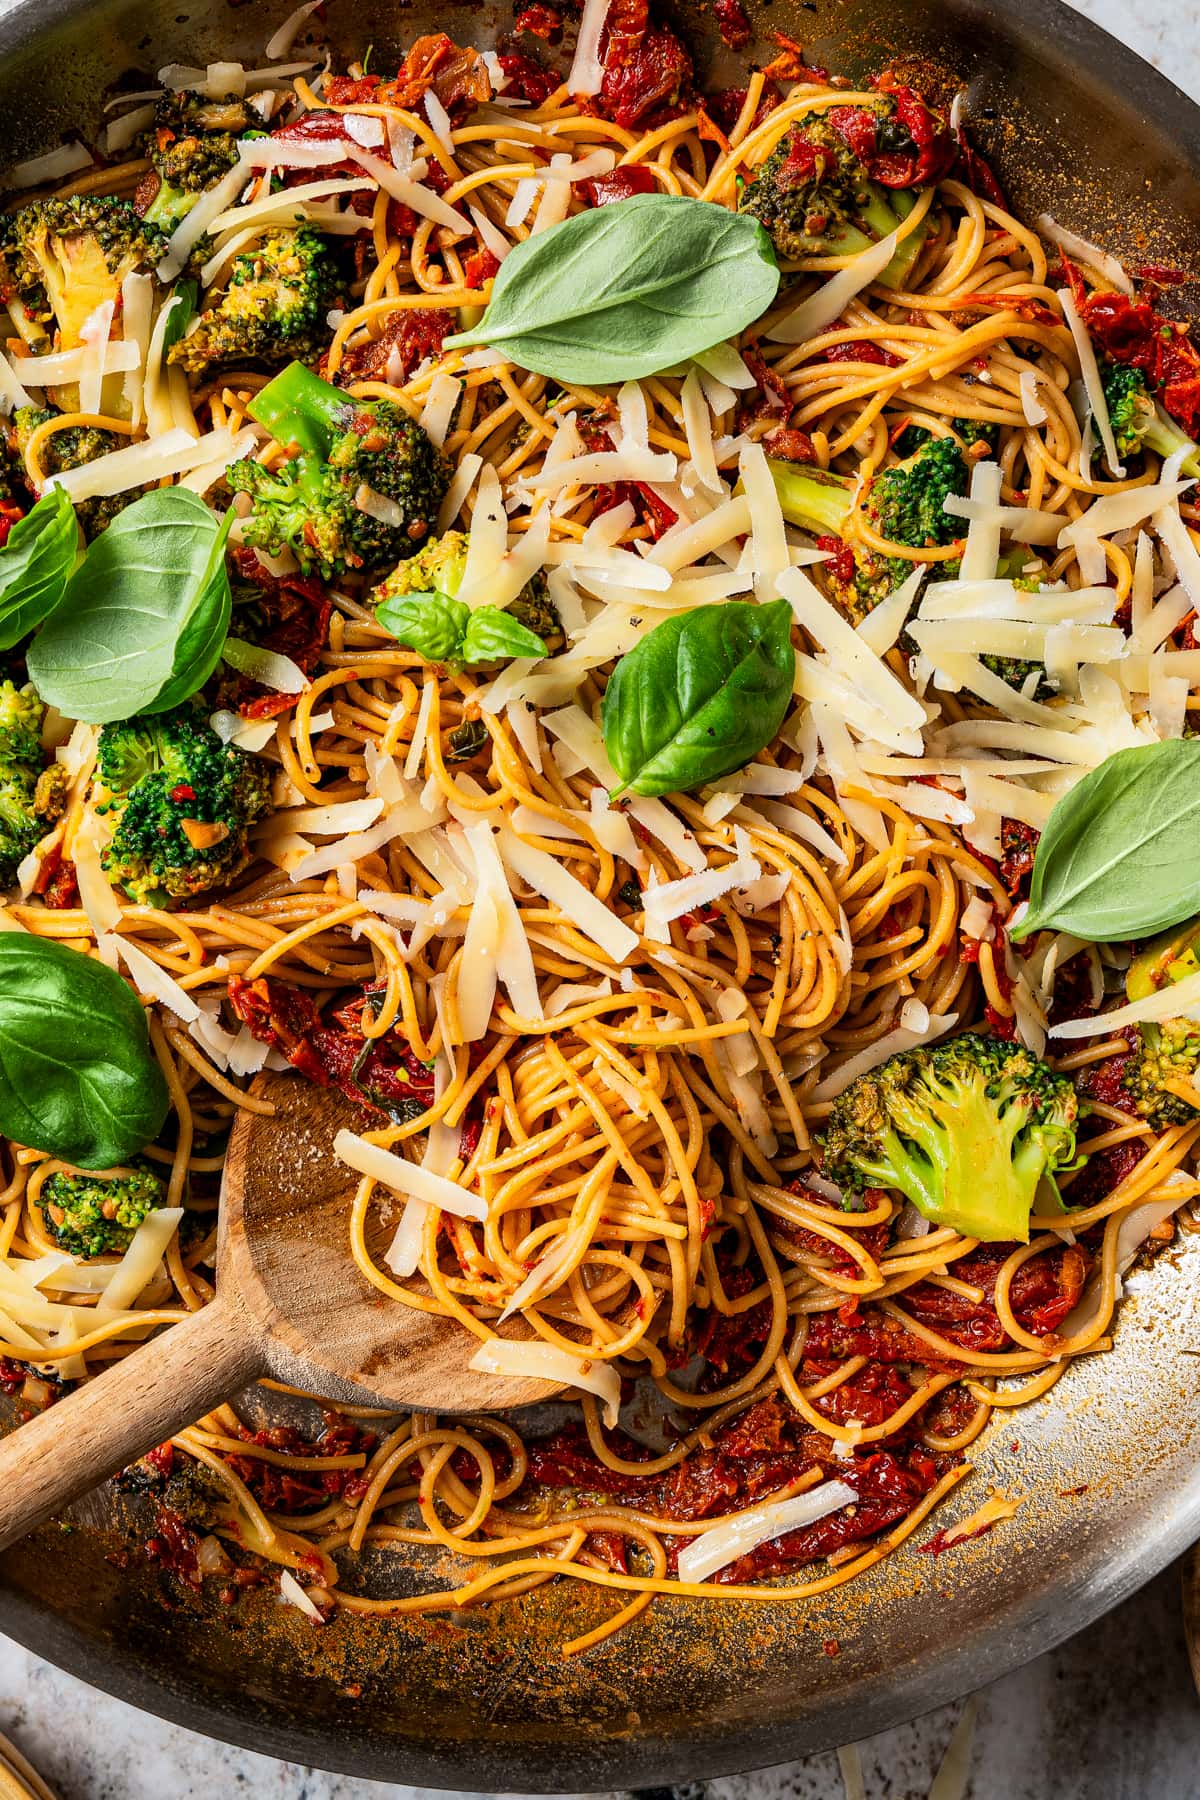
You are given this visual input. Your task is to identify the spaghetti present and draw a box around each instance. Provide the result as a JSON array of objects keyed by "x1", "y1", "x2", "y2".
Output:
[{"x1": 0, "y1": 8, "x2": 1198, "y2": 1653}]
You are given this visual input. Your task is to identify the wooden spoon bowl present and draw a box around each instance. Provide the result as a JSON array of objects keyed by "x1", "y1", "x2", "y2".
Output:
[{"x1": 0, "y1": 1070, "x2": 564, "y2": 1550}]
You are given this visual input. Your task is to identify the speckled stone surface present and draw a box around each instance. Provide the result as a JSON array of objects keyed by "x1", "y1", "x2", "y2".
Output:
[{"x1": 2, "y1": 0, "x2": 1199, "y2": 1794}]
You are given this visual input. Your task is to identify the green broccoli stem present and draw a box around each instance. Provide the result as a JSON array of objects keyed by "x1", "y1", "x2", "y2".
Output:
[
  {"x1": 248, "y1": 361, "x2": 352, "y2": 459},
  {"x1": 767, "y1": 461, "x2": 855, "y2": 536},
  {"x1": 1144, "y1": 402, "x2": 1200, "y2": 478}
]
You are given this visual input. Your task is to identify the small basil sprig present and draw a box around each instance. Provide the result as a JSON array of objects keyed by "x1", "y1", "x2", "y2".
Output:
[
  {"x1": 444, "y1": 194, "x2": 780, "y2": 384},
  {"x1": 0, "y1": 487, "x2": 79, "y2": 651},
  {"x1": 27, "y1": 488, "x2": 233, "y2": 724},
  {"x1": 601, "y1": 600, "x2": 795, "y2": 798},
  {"x1": 161, "y1": 278, "x2": 199, "y2": 352},
  {"x1": 1011, "y1": 739, "x2": 1200, "y2": 942},
  {"x1": 376, "y1": 589, "x2": 547, "y2": 669},
  {"x1": 0, "y1": 936, "x2": 169, "y2": 1169}
]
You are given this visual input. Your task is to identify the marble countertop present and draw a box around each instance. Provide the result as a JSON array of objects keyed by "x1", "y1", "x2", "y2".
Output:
[{"x1": 3, "y1": 0, "x2": 1200, "y2": 1794}]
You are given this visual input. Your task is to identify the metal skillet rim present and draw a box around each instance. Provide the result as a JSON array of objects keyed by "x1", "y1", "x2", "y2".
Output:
[{"x1": 0, "y1": 0, "x2": 1197, "y2": 1784}]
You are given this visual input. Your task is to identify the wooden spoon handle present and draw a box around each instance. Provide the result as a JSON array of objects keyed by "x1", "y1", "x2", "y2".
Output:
[{"x1": 0, "y1": 1298, "x2": 264, "y2": 1552}]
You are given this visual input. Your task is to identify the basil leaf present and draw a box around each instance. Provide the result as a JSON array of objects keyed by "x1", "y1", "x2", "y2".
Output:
[
  {"x1": 161, "y1": 279, "x2": 199, "y2": 351},
  {"x1": 445, "y1": 194, "x2": 780, "y2": 385},
  {"x1": 375, "y1": 591, "x2": 547, "y2": 668},
  {"x1": 0, "y1": 935, "x2": 169, "y2": 1169},
  {"x1": 601, "y1": 600, "x2": 795, "y2": 798},
  {"x1": 460, "y1": 606, "x2": 547, "y2": 663},
  {"x1": 27, "y1": 489, "x2": 233, "y2": 723},
  {"x1": 0, "y1": 487, "x2": 79, "y2": 651},
  {"x1": 1012, "y1": 740, "x2": 1200, "y2": 942},
  {"x1": 376, "y1": 590, "x2": 470, "y2": 662},
  {"x1": 144, "y1": 503, "x2": 235, "y2": 715}
]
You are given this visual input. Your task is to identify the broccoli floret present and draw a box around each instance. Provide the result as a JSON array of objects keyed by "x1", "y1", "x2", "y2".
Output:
[
  {"x1": 0, "y1": 680, "x2": 63, "y2": 890},
  {"x1": 228, "y1": 362, "x2": 450, "y2": 577},
  {"x1": 868, "y1": 435, "x2": 967, "y2": 551},
  {"x1": 36, "y1": 1160, "x2": 167, "y2": 1258},
  {"x1": 821, "y1": 1032, "x2": 1081, "y2": 1242},
  {"x1": 1116, "y1": 921, "x2": 1200, "y2": 1126},
  {"x1": 767, "y1": 440, "x2": 968, "y2": 626},
  {"x1": 0, "y1": 197, "x2": 167, "y2": 411},
  {"x1": 93, "y1": 704, "x2": 272, "y2": 907},
  {"x1": 13, "y1": 405, "x2": 148, "y2": 540},
  {"x1": 1101, "y1": 360, "x2": 1200, "y2": 476},
  {"x1": 168, "y1": 229, "x2": 339, "y2": 378},
  {"x1": 140, "y1": 89, "x2": 255, "y2": 232},
  {"x1": 895, "y1": 418, "x2": 998, "y2": 459},
  {"x1": 369, "y1": 527, "x2": 560, "y2": 640},
  {"x1": 739, "y1": 117, "x2": 929, "y2": 288}
]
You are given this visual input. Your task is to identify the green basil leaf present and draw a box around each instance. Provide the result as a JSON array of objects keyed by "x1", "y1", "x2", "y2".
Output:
[
  {"x1": 0, "y1": 935, "x2": 169, "y2": 1169},
  {"x1": 26, "y1": 489, "x2": 233, "y2": 723},
  {"x1": 376, "y1": 590, "x2": 470, "y2": 662},
  {"x1": 601, "y1": 600, "x2": 795, "y2": 798},
  {"x1": 144, "y1": 504, "x2": 235, "y2": 715},
  {"x1": 445, "y1": 194, "x2": 780, "y2": 385},
  {"x1": 0, "y1": 487, "x2": 80, "y2": 652},
  {"x1": 460, "y1": 606, "x2": 547, "y2": 664},
  {"x1": 161, "y1": 279, "x2": 199, "y2": 351},
  {"x1": 1012, "y1": 740, "x2": 1200, "y2": 942}
]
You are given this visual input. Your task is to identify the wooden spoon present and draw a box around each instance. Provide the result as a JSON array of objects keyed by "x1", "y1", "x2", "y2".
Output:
[{"x1": 0, "y1": 1070, "x2": 564, "y2": 1551}]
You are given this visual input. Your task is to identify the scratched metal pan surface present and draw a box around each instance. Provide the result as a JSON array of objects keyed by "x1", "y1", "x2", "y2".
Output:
[{"x1": 0, "y1": 0, "x2": 1199, "y2": 1787}]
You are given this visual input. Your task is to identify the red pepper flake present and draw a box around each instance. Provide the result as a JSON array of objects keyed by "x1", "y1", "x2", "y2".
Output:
[{"x1": 169, "y1": 783, "x2": 196, "y2": 803}]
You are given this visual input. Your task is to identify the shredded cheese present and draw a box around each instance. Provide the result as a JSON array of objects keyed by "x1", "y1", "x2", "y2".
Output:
[
  {"x1": 677, "y1": 1480, "x2": 857, "y2": 1582},
  {"x1": 468, "y1": 1337, "x2": 621, "y2": 1424}
]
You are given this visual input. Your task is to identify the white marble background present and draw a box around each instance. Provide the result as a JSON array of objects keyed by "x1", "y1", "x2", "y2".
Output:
[{"x1": 3, "y1": 0, "x2": 1200, "y2": 1793}]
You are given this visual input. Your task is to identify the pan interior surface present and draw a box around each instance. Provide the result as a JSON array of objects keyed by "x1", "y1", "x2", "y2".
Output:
[{"x1": 0, "y1": 0, "x2": 1199, "y2": 1787}]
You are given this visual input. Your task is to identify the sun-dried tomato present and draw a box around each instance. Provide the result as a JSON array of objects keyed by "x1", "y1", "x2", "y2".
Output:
[
  {"x1": 581, "y1": 165, "x2": 657, "y2": 207},
  {"x1": 463, "y1": 247, "x2": 501, "y2": 289},
  {"x1": 228, "y1": 975, "x2": 437, "y2": 1123},
  {"x1": 1082, "y1": 290, "x2": 1200, "y2": 437},
  {"x1": 218, "y1": 549, "x2": 332, "y2": 720},
  {"x1": 586, "y1": 0, "x2": 693, "y2": 132},
  {"x1": 333, "y1": 307, "x2": 452, "y2": 386},
  {"x1": 823, "y1": 340, "x2": 902, "y2": 368},
  {"x1": 496, "y1": 51, "x2": 561, "y2": 105},
  {"x1": 713, "y1": 0, "x2": 751, "y2": 50},
  {"x1": 514, "y1": 2, "x2": 563, "y2": 41}
]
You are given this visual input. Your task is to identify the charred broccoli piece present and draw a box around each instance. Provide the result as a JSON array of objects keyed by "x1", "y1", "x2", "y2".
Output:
[
  {"x1": 13, "y1": 405, "x2": 148, "y2": 539},
  {"x1": 894, "y1": 418, "x2": 999, "y2": 458},
  {"x1": 139, "y1": 89, "x2": 255, "y2": 232},
  {"x1": 767, "y1": 437, "x2": 968, "y2": 625},
  {"x1": 168, "y1": 229, "x2": 339, "y2": 378},
  {"x1": 1117, "y1": 922, "x2": 1200, "y2": 1126},
  {"x1": 228, "y1": 361, "x2": 450, "y2": 577},
  {"x1": 370, "y1": 527, "x2": 561, "y2": 641},
  {"x1": 0, "y1": 197, "x2": 167, "y2": 410},
  {"x1": 93, "y1": 704, "x2": 272, "y2": 907},
  {"x1": 821, "y1": 1032, "x2": 1081, "y2": 1242},
  {"x1": 36, "y1": 1160, "x2": 167, "y2": 1258},
  {"x1": 739, "y1": 115, "x2": 928, "y2": 286},
  {"x1": 0, "y1": 680, "x2": 63, "y2": 890},
  {"x1": 868, "y1": 435, "x2": 968, "y2": 551},
  {"x1": 1101, "y1": 360, "x2": 1200, "y2": 476}
]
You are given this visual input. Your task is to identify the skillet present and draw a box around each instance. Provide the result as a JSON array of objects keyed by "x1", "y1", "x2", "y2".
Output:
[{"x1": 0, "y1": 0, "x2": 1198, "y2": 1785}]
